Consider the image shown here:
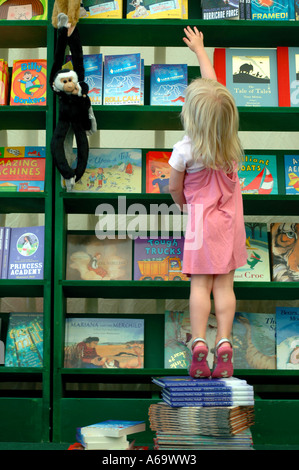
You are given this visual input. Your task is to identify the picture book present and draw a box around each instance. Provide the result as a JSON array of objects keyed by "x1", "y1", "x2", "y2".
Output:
[
  {"x1": 0, "y1": 0, "x2": 48, "y2": 20},
  {"x1": 284, "y1": 155, "x2": 299, "y2": 194},
  {"x1": 276, "y1": 47, "x2": 299, "y2": 107},
  {"x1": 276, "y1": 307, "x2": 299, "y2": 369},
  {"x1": 64, "y1": 317, "x2": 144, "y2": 368},
  {"x1": 63, "y1": 148, "x2": 142, "y2": 193},
  {"x1": 126, "y1": 0, "x2": 185, "y2": 19},
  {"x1": 1, "y1": 227, "x2": 10, "y2": 278},
  {"x1": 65, "y1": 53, "x2": 103, "y2": 105},
  {"x1": 78, "y1": 420, "x2": 146, "y2": 438},
  {"x1": 66, "y1": 233, "x2": 133, "y2": 281},
  {"x1": 0, "y1": 146, "x2": 46, "y2": 159},
  {"x1": 5, "y1": 226, "x2": 44, "y2": 279},
  {"x1": 296, "y1": 0, "x2": 299, "y2": 20},
  {"x1": 82, "y1": 0, "x2": 123, "y2": 18},
  {"x1": 201, "y1": 0, "x2": 239, "y2": 20},
  {"x1": 103, "y1": 53, "x2": 142, "y2": 105},
  {"x1": 150, "y1": 64, "x2": 187, "y2": 106},
  {"x1": 133, "y1": 236, "x2": 188, "y2": 281},
  {"x1": 146, "y1": 150, "x2": 172, "y2": 194},
  {"x1": 10, "y1": 59, "x2": 46, "y2": 106},
  {"x1": 214, "y1": 48, "x2": 279, "y2": 107},
  {"x1": 270, "y1": 222, "x2": 299, "y2": 282},
  {"x1": 234, "y1": 222, "x2": 271, "y2": 282},
  {"x1": 0, "y1": 59, "x2": 8, "y2": 105},
  {"x1": 0, "y1": 156, "x2": 46, "y2": 192},
  {"x1": 4, "y1": 313, "x2": 43, "y2": 367},
  {"x1": 250, "y1": 0, "x2": 289, "y2": 20},
  {"x1": 238, "y1": 154, "x2": 278, "y2": 195},
  {"x1": 232, "y1": 312, "x2": 276, "y2": 369}
]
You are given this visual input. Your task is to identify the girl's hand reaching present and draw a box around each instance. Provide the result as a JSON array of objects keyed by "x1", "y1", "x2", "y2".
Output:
[
  {"x1": 183, "y1": 26, "x2": 204, "y2": 55},
  {"x1": 182, "y1": 26, "x2": 217, "y2": 80}
]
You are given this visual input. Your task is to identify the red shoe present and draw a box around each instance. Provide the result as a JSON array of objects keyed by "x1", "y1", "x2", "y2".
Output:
[
  {"x1": 211, "y1": 338, "x2": 233, "y2": 378},
  {"x1": 189, "y1": 337, "x2": 211, "y2": 379}
]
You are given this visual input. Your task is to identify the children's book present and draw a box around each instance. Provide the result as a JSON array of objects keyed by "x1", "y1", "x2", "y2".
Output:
[
  {"x1": 0, "y1": 0, "x2": 48, "y2": 20},
  {"x1": 10, "y1": 59, "x2": 46, "y2": 106},
  {"x1": 146, "y1": 151, "x2": 172, "y2": 194},
  {"x1": 4, "y1": 313, "x2": 43, "y2": 367},
  {"x1": 150, "y1": 64, "x2": 187, "y2": 106},
  {"x1": 6, "y1": 226, "x2": 44, "y2": 280},
  {"x1": 276, "y1": 47, "x2": 299, "y2": 107},
  {"x1": 270, "y1": 222, "x2": 299, "y2": 282},
  {"x1": 234, "y1": 222, "x2": 270, "y2": 282},
  {"x1": 214, "y1": 48, "x2": 279, "y2": 107},
  {"x1": 1, "y1": 227, "x2": 11, "y2": 279},
  {"x1": 284, "y1": 155, "x2": 299, "y2": 194},
  {"x1": 82, "y1": 0, "x2": 123, "y2": 18},
  {"x1": 66, "y1": 233, "x2": 133, "y2": 281},
  {"x1": 133, "y1": 236, "x2": 188, "y2": 281},
  {"x1": 64, "y1": 317, "x2": 144, "y2": 368},
  {"x1": 250, "y1": 0, "x2": 289, "y2": 20},
  {"x1": 0, "y1": 59, "x2": 9, "y2": 105},
  {"x1": 232, "y1": 312, "x2": 276, "y2": 369},
  {"x1": 63, "y1": 148, "x2": 142, "y2": 193},
  {"x1": 78, "y1": 420, "x2": 146, "y2": 438},
  {"x1": 276, "y1": 307, "x2": 299, "y2": 369},
  {"x1": 239, "y1": 154, "x2": 278, "y2": 194},
  {"x1": 126, "y1": 0, "x2": 184, "y2": 19},
  {"x1": 103, "y1": 53, "x2": 142, "y2": 105},
  {"x1": 0, "y1": 146, "x2": 46, "y2": 159},
  {"x1": 0, "y1": 227, "x2": 4, "y2": 276},
  {"x1": 65, "y1": 53, "x2": 103, "y2": 105},
  {"x1": 201, "y1": 0, "x2": 239, "y2": 20},
  {"x1": 0, "y1": 156, "x2": 46, "y2": 192}
]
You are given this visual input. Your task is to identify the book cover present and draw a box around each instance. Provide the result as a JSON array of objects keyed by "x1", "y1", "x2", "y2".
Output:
[
  {"x1": 234, "y1": 222, "x2": 271, "y2": 282},
  {"x1": 10, "y1": 59, "x2": 46, "y2": 106},
  {"x1": 0, "y1": 0, "x2": 47, "y2": 20},
  {"x1": 214, "y1": 48, "x2": 279, "y2": 107},
  {"x1": 4, "y1": 313, "x2": 43, "y2": 367},
  {"x1": 65, "y1": 53, "x2": 103, "y2": 105},
  {"x1": 66, "y1": 233, "x2": 133, "y2": 281},
  {"x1": 150, "y1": 64, "x2": 187, "y2": 106},
  {"x1": 232, "y1": 312, "x2": 276, "y2": 369},
  {"x1": 7, "y1": 226, "x2": 44, "y2": 279},
  {"x1": 276, "y1": 307, "x2": 299, "y2": 369},
  {"x1": 64, "y1": 148, "x2": 142, "y2": 193},
  {"x1": 238, "y1": 154, "x2": 278, "y2": 194},
  {"x1": 284, "y1": 154, "x2": 299, "y2": 194},
  {"x1": 64, "y1": 317, "x2": 144, "y2": 368},
  {"x1": 201, "y1": 0, "x2": 239, "y2": 20},
  {"x1": 0, "y1": 157, "x2": 45, "y2": 192},
  {"x1": 146, "y1": 150, "x2": 172, "y2": 194},
  {"x1": 270, "y1": 222, "x2": 299, "y2": 282},
  {"x1": 133, "y1": 236, "x2": 188, "y2": 281},
  {"x1": 1, "y1": 227, "x2": 11, "y2": 279},
  {"x1": 126, "y1": 0, "x2": 183, "y2": 19},
  {"x1": 296, "y1": 0, "x2": 299, "y2": 19},
  {"x1": 0, "y1": 146, "x2": 46, "y2": 159},
  {"x1": 103, "y1": 53, "x2": 142, "y2": 105},
  {"x1": 79, "y1": 420, "x2": 146, "y2": 438},
  {"x1": 250, "y1": 0, "x2": 289, "y2": 20},
  {"x1": 83, "y1": 0, "x2": 123, "y2": 18}
]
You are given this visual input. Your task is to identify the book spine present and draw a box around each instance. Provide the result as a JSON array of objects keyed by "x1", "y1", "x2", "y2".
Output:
[
  {"x1": 277, "y1": 47, "x2": 291, "y2": 107},
  {"x1": 239, "y1": 0, "x2": 245, "y2": 19},
  {"x1": 245, "y1": 0, "x2": 251, "y2": 18},
  {"x1": 0, "y1": 227, "x2": 4, "y2": 276},
  {"x1": 1, "y1": 227, "x2": 11, "y2": 279},
  {"x1": 213, "y1": 48, "x2": 226, "y2": 86}
]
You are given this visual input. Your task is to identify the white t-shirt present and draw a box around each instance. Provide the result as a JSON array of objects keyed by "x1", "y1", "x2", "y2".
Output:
[{"x1": 168, "y1": 135, "x2": 205, "y2": 173}]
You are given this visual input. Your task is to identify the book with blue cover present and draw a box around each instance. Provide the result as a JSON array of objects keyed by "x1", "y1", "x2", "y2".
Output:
[
  {"x1": 103, "y1": 53, "x2": 142, "y2": 105},
  {"x1": 150, "y1": 64, "x2": 187, "y2": 106},
  {"x1": 250, "y1": 0, "x2": 289, "y2": 20},
  {"x1": 239, "y1": 154, "x2": 278, "y2": 194},
  {"x1": 284, "y1": 155, "x2": 299, "y2": 194},
  {"x1": 276, "y1": 306, "x2": 299, "y2": 369},
  {"x1": 6, "y1": 226, "x2": 44, "y2": 279},
  {"x1": 65, "y1": 53, "x2": 103, "y2": 105},
  {"x1": 78, "y1": 420, "x2": 146, "y2": 437}
]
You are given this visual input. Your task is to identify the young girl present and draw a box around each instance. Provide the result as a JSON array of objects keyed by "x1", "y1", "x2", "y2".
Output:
[{"x1": 169, "y1": 26, "x2": 247, "y2": 379}]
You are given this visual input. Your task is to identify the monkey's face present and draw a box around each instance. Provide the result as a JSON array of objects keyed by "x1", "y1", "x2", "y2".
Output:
[
  {"x1": 53, "y1": 69, "x2": 79, "y2": 94},
  {"x1": 60, "y1": 75, "x2": 77, "y2": 93}
]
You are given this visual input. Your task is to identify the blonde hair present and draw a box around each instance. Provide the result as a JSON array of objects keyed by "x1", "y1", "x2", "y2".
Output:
[{"x1": 181, "y1": 78, "x2": 243, "y2": 173}]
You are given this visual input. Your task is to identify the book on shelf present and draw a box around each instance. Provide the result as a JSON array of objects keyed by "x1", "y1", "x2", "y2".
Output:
[
  {"x1": 76, "y1": 432, "x2": 130, "y2": 450},
  {"x1": 2, "y1": 225, "x2": 45, "y2": 279},
  {"x1": 146, "y1": 150, "x2": 172, "y2": 194},
  {"x1": 82, "y1": 0, "x2": 123, "y2": 18},
  {"x1": 64, "y1": 317, "x2": 144, "y2": 368},
  {"x1": 0, "y1": 59, "x2": 9, "y2": 105},
  {"x1": 201, "y1": 0, "x2": 240, "y2": 20},
  {"x1": 234, "y1": 222, "x2": 271, "y2": 282},
  {"x1": 66, "y1": 233, "x2": 133, "y2": 281},
  {"x1": 10, "y1": 59, "x2": 46, "y2": 106},
  {"x1": 276, "y1": 47, "x2": 299, "y2": 107},
  {"x1": 214, "y1": 48, "x2": 281, "y2": 107},
  {"x1": 0, "y1": 147, "x2": 46, "y2": 192},
  {"x1": 78, "y1": 420, "x2": 146, "y2": 438},
  {"x1": 284, "y1": 154, "x2": 299, "y2": 194},
  {"x1": 133, "y1": 236, "x2": 188, "y2": 281},
  {"x1": 232, "y1": 312, "x2": 276, "y2": 369},
  {"x1": 0, "y1": 0, "x2": 48, "y2": 20},
  {"x1": 0, "y1": 227, "x2": 4, "y2": 275},
  {"x1": 126, "y1": 0, "x2": 187, "y2": 19},
  {"x1": 239, "y1": 154, "x2": 278, "y2": 195},
  {"x1": 103, "y1": 53, "x2": 142, "y2": 105},
  {"x1": 150, "y1": 64, "x2": 187, "y2": 106},
  {"x1": 270, "y1": 222, "x2": 299, "y2": 282},
  {"x1": 250, "y1": 0, "x2": 289, "y2": 20},
  {"x1": 296, "y1": 0, "x2": 299, "y2": 19},
  {"x1": 62, "y1": 148, "x2": 142, "y2": 193},
  {"x1": 65, "y1": 53, "x2": 103, "y2": 105},
  {"x1": 4, "y1": 313, "x2": 43, "y2": 367},
  {"x1": 276, "y1": 306, "x2": 299, "y2": 369}
]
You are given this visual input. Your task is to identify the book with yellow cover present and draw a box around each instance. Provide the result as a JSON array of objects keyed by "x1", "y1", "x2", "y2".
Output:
[
  {"x1": 126, "y1": 0, "x2": 186, "y2": 19},
  {"x1": 10, "y1": 59, "x2": 46, "y2": 106}
]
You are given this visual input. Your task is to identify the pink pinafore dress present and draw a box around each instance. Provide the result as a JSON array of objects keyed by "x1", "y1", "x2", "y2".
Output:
[{"x1": 182, "y1": 167, "x2": 247, "y2": 276}]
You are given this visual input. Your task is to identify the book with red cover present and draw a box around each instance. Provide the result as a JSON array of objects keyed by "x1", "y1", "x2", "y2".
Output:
[
  {"x1": 276, "y1": 47, "x2": 299, "y2": 107},
  {"x1": 145, "y1": 150, "x2": 171, "y2": 194}
]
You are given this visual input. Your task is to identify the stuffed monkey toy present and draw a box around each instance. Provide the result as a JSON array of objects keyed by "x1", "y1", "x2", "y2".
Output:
[
  {"x1": 50, "y1": 13, "x2": 97, "y2": 190},
  {"x1": 52, "y1": 0, "x2": 82, "y2": 36}
]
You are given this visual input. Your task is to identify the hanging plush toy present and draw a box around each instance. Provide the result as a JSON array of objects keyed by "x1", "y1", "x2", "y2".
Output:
[
  {"x1": 50, "y1": 13, "x2": 96, "y2": 190},
  {"x1": 52, "y1": 0, "x2": 84, "y2": 36}
]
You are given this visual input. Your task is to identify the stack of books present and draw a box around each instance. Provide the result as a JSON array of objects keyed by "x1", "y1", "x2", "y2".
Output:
[{"x1": 149, "y1": 376, "x2": 255, "y2": 450}]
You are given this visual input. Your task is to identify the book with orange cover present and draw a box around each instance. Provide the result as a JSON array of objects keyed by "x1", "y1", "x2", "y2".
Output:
[{"x1": 10, "y1": 59, "x2": 46, "y2": 106}]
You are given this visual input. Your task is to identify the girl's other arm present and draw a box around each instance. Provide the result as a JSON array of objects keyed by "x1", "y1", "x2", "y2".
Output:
[
  {"x1": 169, "y1": 167, "x2": 187, "y2": 212},
  {"x1": 183, "y1": 26, "x2": 217, "y2": 81}
]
